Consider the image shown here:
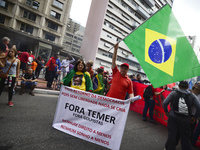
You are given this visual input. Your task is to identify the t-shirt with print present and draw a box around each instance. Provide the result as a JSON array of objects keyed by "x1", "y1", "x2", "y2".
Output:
[
  {"x1": 70, "y1": 71, "x2": 86, "y2": 91},
  {"x1": 106, "y1": 66, "x2": 133, "y2": 100},
  {"x1": 23, "y1": 73, "x2": 36, "y2": 80}
]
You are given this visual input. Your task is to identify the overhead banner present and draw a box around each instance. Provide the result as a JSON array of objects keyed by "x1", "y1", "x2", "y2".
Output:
[{"x1": 53, "y1": 86, "x2": 136, "y2": 150}]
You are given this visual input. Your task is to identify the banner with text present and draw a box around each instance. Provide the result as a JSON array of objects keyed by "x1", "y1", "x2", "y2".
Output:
[{"x1": 52, "y1": 86, "x2": 131, "y2": 150}]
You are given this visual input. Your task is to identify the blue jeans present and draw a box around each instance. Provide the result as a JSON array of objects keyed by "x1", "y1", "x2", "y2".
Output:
[
  {"x1": 143, "y1": 99, "x2": 155, "y2": 121},
  {"x1": 192, "y1": 120, "x2": 200, "y2": 145}
]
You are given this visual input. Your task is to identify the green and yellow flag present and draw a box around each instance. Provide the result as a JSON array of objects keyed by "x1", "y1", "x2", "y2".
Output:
[{"x1": 123, "y1": 4, "x2": 200, "y2": 88}]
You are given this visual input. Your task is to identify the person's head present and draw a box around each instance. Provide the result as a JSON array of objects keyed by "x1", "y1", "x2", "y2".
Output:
[
  {"x1": 120, "y1": 63, "x2": 129, "y2": 76},
  {"x1": 2, "y1": 37, "x2": 10, "y2": 45},
  {"x1": 0, "y1": 42, "x2": 6, "y2": 52},
  {"x1": 137, "y1": 74, "x2": 141, "y2": 80},
  {"x1": 178, "y1": 81, "x2": 189, "y2": 89},
  {"x1": 28, "y1": 51, "x2": 32, "y2": 56},
  {"x1": 86, "y1": 60, "x2": 93, "y2": 70},
  {"x1": 192, "y1": 81, "x2": 200, "y2": 94},
  {"x1": 74, "y1": 59, "x2": 86, "y2": 72},
  {"x1": 38, "y1": 56, "x2": 42, "y2": 60},
  {"x1": 133, "y1": 74, "x2": 136, "y2": 79},
  {"x1": 7, "y1": 47, "x2": 17, "y2": 58},
  {"x1": 66, "y1": 56, "x2": 69, "y2": 60},
  {"x1": 54, "y1": 53, "x2": 59, "y2": 59},
  {"x1": 129, "y1": 75, "x2": 133, "y2": 80},
  {"x1": 26, "y1": 68, "x2": 33, "y2": 75},
  {"x1": 97, "y1": 66, "x2": 104, "y2": 75},
  {"x1": 160, "y1": 85, "x2": 167, "y2": 90}
]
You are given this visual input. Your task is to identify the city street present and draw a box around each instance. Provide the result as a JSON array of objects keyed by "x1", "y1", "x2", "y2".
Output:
[{"x1": 0, "y1": 91, "x2": 199, "y2": 150}]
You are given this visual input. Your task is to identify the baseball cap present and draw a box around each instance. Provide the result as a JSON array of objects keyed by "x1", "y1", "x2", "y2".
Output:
[
  {"x1": 121, "y1": 63, "x2": 129, "y2": 68},
  {"x1": 100, "y1": 66, "x2": 104, "y2": 69},
  {"x1": 87, "y1": 60, "x2": 93, "y2": 66}
]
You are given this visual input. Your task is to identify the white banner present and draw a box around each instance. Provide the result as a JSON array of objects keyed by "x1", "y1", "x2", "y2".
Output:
[{"x1": 53, "y1": 86, "x2": 140, "y2": 150}]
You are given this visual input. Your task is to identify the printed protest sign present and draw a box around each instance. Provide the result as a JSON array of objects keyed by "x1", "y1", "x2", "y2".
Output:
[{"x1": 53, "y1": 86, "x2": 134, "y2": 150}]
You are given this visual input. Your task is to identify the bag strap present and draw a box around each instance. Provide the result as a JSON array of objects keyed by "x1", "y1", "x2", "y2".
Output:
[{"x1": 6, "y1": 58, "x2": 16, "y2": 75}]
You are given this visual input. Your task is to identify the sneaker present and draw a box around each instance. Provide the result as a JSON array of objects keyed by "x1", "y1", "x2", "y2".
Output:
[
  {"x1": 29, "y1": 91, "x2": 35, "y2": 96},
  {"x1": 19, "y1": 91, "x2": 24, "y2": 95},
  {"x1": 143, "y1": 118, "x2": 147, "y2": 121},
  {"x1": 8, "y1": 101, "x2": 13, "y2": 107},
  {"x1": 149, "y1": 120, "x2": 157, "y2": 125}
]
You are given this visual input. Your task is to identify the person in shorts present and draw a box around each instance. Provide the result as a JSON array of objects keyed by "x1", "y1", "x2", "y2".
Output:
[{"x1": 19, "y1": 68, "x2": 37, "y2": 96}]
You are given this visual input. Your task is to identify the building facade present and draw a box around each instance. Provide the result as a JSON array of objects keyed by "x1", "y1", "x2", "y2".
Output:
[
  {"x1": 81, "y1": 0, "x2": 173, "y2": 78},
  {"x1": 0, "y1": 0, "x2": 72, "y2": 63},
  {"x1": 61, "y1": 18, "x2": 84, "y2": 61}
]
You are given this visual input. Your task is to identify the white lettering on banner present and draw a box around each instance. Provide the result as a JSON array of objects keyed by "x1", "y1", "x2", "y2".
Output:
[{"x1": 53, "y1": 86, "x2": 132, "y2": 150}]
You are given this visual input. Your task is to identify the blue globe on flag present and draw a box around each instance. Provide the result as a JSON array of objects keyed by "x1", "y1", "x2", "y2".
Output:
[{"x1": 148, "y1": 39, "x2": 172, "y2": 64}]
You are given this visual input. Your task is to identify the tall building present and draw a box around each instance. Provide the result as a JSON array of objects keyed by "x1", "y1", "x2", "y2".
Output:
[
  {"x1": 81, "y1": 0, "x2": 173, "y2": 78},
  {"x1": 0, "y1": 0, "x2": 72, "y2": 63},
  {"x1": 61, "y1": 18, "x2": 84, "y2": 61}
]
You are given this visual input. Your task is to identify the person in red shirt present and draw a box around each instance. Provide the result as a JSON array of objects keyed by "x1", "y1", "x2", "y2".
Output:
[
  {"x1": 106, "y1": 43, "x2": 134, "y2": 100},
  {"x1": 45, "y1": 54, "x2": 60, "y2": 89},
  {"x1": 19, "y1": 51, "x2": 29, "y2": 74}
]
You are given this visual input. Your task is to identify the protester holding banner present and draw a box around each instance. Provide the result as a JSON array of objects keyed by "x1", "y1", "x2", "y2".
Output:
[
  {"x1": 60, "y1": 59, "x2": 93, "y2": 91},
  {"x1": 163, "y1": 81, "x2": 200, "y2": 150},
  {"x1": 106, "y1": 43, "x2": 134, "y2": 100}
]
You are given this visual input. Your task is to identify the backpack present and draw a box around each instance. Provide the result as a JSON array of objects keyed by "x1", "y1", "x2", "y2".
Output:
[
  {"x1": 172, "y1": 91, "x2": 192, "y2": 116},
  {"x1": 143, "y1": 85, "x2": 153, "y2": 99}
]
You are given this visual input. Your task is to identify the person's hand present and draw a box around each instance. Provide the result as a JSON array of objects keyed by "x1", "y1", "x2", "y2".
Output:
[
  {"x1": 60, "y1": 81, "x2": 63, "y2": 85},
  {"x1": 191, "y1": 116, "x2": 196, "y2": 124},
  {"x1": 114, "y1": 42, "x2": 119, "y2": 50}
]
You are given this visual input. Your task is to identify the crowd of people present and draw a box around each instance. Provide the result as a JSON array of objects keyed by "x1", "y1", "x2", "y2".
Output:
[{"x1": 0, "y1": 39, "x2": 200, "y2": 149}]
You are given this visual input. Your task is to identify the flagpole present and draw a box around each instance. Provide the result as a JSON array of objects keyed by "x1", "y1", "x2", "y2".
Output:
[{"x1": 107, "y1": 4, "x2": 169, "y2": 53}]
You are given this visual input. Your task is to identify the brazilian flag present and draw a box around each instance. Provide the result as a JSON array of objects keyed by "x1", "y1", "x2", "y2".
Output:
[{"x1": 123, "y1": 4, "x2": 200, "y2": 88}]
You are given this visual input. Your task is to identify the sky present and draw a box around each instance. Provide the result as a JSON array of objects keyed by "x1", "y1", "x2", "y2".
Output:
[
  {"x1": 172, "y1": 0, "x2": 200, "y2": 42},
  {"x1": 70, "y1": 0, "x2": 92, "y2": 27}
]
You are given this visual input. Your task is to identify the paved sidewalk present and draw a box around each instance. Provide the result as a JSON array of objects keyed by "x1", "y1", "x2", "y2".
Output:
[{"x1": 16, "y1": 78, "x2": 60, "y2": 95}]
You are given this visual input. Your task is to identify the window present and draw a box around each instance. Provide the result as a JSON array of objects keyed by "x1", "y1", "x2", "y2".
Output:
[
  {"x1": 0, "y1": 0, "x2": 8, "y2": 10},
  {"x1": 45, "y1": 33, "x2": 55, "y2": 41},
  {"x1": 107, "y1": 35, "x2": 112, "y2": 38},
  {"x1": 23, "y1": 10, "x2": 36, "y2": 21},
  {"x1": 66, "y1": 33, "x2": 73, "y2": 38},
  {"x1": 48, "y1": 21, "x2": 58, "y2": 31},
  {"x1": 0, "y1": 15, "x2": 5, "y2": 24},
  {"x1": 53, "y1": 0, "x2": 63, "y2": 9},
  {"x1": 26, "y1": 0, "x2": 40, "y2": 9},
  {"x1": 20, "y1": 23, "x2": 34, "y2": 34},
  {"x1": 50, "y1": 10, "x2": 61, "y2": 20}
]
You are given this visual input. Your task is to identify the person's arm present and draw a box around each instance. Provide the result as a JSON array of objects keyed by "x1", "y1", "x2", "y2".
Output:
[
  {"x1": 155, "y1": 89, "x2": 165, "y2": 96},
  {"x1": 69, "y1": 57, "x2": 75, "y2": 63},
  {"x1": 163, "y1": 91, "x2": 175, "y2": 113},
  {"x1": 61, "y1": 60, "x2": 65, "y2": 67},
  {"x1": 0, "y1": 58, "x2": 6, "y2": 68},
  {"x1": 16, "y1": 59, "x2": 20, "y2": 79},
  {"x1": 45, "y1": 58, "x2": 51, "y2": 67},
  {"x1": 112, "y1": 43, "x2": 119, "y2": 69}
]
